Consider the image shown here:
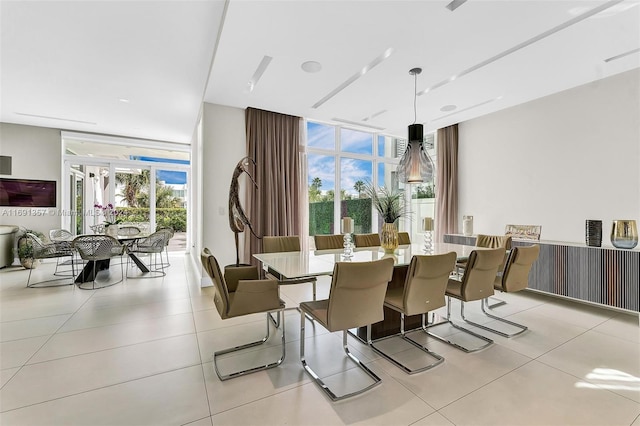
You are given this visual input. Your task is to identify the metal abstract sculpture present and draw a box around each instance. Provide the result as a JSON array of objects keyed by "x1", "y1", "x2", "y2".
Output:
[{"x1": 229, "y1": 157, "x2": 260, "y2": 265}]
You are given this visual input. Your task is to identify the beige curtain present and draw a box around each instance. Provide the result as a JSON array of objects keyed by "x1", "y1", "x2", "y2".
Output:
[
  {"x1": 243, "y1": 107, "x2": 302, "y2": 266},
  {"x1": 435, "y1": 124, "x2": 459, "y2": 243}
]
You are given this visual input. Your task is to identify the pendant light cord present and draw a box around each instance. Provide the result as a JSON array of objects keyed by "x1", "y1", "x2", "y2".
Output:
[{"x1": 413, "y1": 71, "x2": 417, "y2": 124}]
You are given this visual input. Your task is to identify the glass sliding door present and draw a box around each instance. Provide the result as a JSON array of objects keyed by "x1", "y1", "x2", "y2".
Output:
[
  {"x1": 155, "y1": 168, "x2": 187, "y2": 251},
  {"x1": 114, "y1": 167, "x2": 151, "y2": 229},
  {"x1": 63, "y1": 132, "x2": 191, "y2": 253}
]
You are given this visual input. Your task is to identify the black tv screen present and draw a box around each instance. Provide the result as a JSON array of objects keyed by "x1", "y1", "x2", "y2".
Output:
[{"x1": 0, "y1": 178, "x2": 57, "y2": 207}]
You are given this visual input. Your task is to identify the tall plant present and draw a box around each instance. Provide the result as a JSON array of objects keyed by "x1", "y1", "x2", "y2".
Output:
[{"x1": 363, "y1": 183, "x2": 410, "y2": 224}]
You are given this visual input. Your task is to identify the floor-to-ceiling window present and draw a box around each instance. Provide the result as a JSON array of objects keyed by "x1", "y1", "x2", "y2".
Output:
[{"x1": 306, "y1": 120, "x2": 437, "y2": 246}]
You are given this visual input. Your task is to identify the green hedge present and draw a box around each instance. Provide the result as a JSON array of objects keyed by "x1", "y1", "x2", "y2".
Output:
[
  {"x1": 116, "y1": 208, "x2": 187, "y2": 232},
  {"x1": 309, "y1": 198, "x2": 372, "y2": 235}
]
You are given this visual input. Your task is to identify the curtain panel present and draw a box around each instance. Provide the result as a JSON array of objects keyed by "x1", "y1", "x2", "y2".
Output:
[
  {"x1": 435, "y1": 124, "x2": 459, "y2": 243},
  {"x1": 243, "y1": 107, "x2": 302, "y2": 265}
]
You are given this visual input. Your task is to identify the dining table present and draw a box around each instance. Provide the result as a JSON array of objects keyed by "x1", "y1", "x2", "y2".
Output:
[
  {"x1": 73, "y1": 232, "x2": 152, "y2": 284},
  {"x1": 253, "y1": 242, "x2": 491, "y2": 340}
]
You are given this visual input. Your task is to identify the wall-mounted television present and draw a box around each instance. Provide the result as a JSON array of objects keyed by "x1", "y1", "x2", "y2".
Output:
[{"x1": 0, "y1": 178, "x2": 57, "y2": 207}]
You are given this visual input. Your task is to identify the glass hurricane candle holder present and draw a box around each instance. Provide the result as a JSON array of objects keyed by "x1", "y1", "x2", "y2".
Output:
[{"x1": 341, "y1": 217, "x2": 354, "y2": 260}]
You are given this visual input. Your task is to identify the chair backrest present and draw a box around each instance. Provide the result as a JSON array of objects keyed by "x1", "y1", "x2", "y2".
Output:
[
  {"x1": 460, "y1": 248, "x2": 506, "y2": 301},
  {"x1": 200, "y1": 248, "x2": 230, "y2": 318},
  {"x1": 354, "y1": 233, "x2": 381, "y2": 247},
  {"x1": 25, "y1": 233, "x2": 48, "y2": 257},
  {"x1": 262, "y1": 236, "x2": 301, "y2": 253},
  {"x1": 403, "y1": 252, "x2": 457, "y2": 316},
  {"x1": 72, "y1": 235, "x2": 123, "y2": 261},
  {"x1": 326, "y1": 257, "x2": 394, "y2": 331},
  {"x1": 398, "y1": 232, "x2": 411, "y2": 245},
  {"x1": 49, "y1": 229, "x2": 73, "y2": 241},
  {"x1": 476, "y1": 234, "x2": 512, "y2": 270},
  {"x1": 314, "y1": 234, "x2": 344, "y2": 250},
  {"x1": 135, "y1": 231, "x2": 169, "y2": 252},
  {"x1": 476, "y1": 234, "x2": 512, "y2": 249},
  {"x1": 499, "y1": 245, "x2": 540, "y2": 292},
  {"x1": 157, "y1": 226, "x2": 174, "y2": 246},
  {"x1": 89, "y1": 224, "x2": 105, "y2": 235},
  {"x1": 118, "y1": 226, "x2": 141, "y2": 237}
]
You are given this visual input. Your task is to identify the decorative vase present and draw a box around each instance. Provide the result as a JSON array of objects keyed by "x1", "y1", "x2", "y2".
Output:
[
  {"x1": 585, "y1": 220, "x2": 602, "y2": 247},
  {"x1": 610, "y1": 220, "x2": 638, "y2": 249},
  {"x1": 462, "y1": 215, "x2": 473, "y2": 236},
  {"x1": 381, "y1": 222, "x2": 399, "y2": 253}
]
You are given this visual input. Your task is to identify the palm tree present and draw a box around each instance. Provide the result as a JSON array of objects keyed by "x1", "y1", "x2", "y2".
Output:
[
  {"x1": 354, "y1": 180, "x2": 365, "y2": 198},
  {"x1": 309, "y1": 177, "x2": 322, "y2": 202},
  {"x1": 116, "y1": 170, "x2": 149, "y2": 207}
]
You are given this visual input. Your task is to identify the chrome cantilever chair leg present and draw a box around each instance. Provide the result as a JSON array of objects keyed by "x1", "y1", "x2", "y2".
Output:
[
  {"x1": 367, "y1": 313, "x2": 444, "y2": 374},
  {"x1": 458, "y1": 298, "x2": 527, "y2": 338},
  {"x1": 214, "y1": 308, "x2": 285, "y2": 381},
  {"x1": 422, "y1": 296, "x2": 493, "y2": 353},
  {"x1": 268, "y1": 277, "x2": 317, "y2": 328},
  {"x1": 300, "y1": 313, "x2": 381, "y2": 401},
  {"x1": 486, "y1": 296, "x2": 507, "y2": 308}
]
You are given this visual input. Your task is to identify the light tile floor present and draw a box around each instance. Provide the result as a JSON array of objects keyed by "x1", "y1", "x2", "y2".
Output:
[{"x1": 1, "y1": 255, "x2": 639, "y2": 426}]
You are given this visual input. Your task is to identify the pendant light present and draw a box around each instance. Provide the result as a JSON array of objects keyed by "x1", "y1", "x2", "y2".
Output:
[{"x1": 397, "y1": 67, "x2": 434, "y2": 184}]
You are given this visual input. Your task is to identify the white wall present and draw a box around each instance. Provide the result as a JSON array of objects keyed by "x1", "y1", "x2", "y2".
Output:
[
  {"x1": 0, "y1": 123, "x2": 63, "y2": 233},
  {"x1": 458, "y1": 69, "x2": 640, "y2": 244},
  {"x1": 200, "y1": 103, "x2": 248, "y2": 269}
]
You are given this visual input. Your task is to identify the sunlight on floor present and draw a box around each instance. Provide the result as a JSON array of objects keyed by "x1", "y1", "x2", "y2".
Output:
[{"x1": 575, "y1": 368, "x2": 640, "y2": 392}]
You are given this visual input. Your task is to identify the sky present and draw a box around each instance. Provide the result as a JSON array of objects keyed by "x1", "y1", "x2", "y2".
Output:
[
  {"x1": 133, "y1": 156, "x2": 188, "y2": 185},
  {"x1": 307, "y1": 122, "x2": 387, "y2": 196}
]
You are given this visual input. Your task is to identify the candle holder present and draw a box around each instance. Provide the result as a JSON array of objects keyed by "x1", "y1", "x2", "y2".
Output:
[
  {"x1": 422, "y1": 216, "x2": 434, "y2": 253},
  {"x1": 423, "y1": 230, "x2": 433, "y2": 253},
  {"x1": 340, "y1": 216, "x2": 354, "y2": 260},
  {"x1": 342, "y1": 233, "x2": 354, "y2": 260}
]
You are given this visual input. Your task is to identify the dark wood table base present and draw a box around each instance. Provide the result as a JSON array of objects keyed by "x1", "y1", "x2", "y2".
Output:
[{"x1": 356, "y1": 265, "x2": 424, "y2": 341}]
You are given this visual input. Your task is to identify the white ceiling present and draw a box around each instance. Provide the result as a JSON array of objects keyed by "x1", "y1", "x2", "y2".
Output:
[{"x1": 2, "y1": 0, "x2": 639, "y2": 144}]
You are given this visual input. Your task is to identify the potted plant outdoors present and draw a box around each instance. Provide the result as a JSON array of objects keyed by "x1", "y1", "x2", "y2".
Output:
[
  {"x1": 16, "y1": 229, "x2": 46, "y2": 269},
  {"x1": 364, "y1": 183, "x2": 411, "y2": 253}
]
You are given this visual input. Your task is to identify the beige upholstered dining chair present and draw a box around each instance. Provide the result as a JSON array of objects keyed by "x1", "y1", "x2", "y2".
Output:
[
  {"x1": 457, "y1": 234, "x2": 512, "y2": 271},
  {"x1": 201, "y1": 248, "x2": 285, "y2": 381},
  {"x1": 426, "y1": 247, "x2": 505, "y2": 352},
  {"x1": 354, "y1": 233, "x2": 381, "y2": 247},
  {"x1": 262, "y1": 235, "x2": 317, "y2": 300},
  {"x1": 313, "y1": 234, "x2": 344, "y2": 250},
  {"x1": 457, "y1": 234, "x2": 512, "y2": 308},
  {"x1": 368, "y1": 252, "x2": 457, "y2": 374},
  {"x1": 466, "y1": 244, "x2": 541, "y2": 337},
  {"x1": 397, "y1": 232, "x2": 411, "y2": 245},
  {"x1": 299, "y1": 258, "x2": 394, "y2": 401}
]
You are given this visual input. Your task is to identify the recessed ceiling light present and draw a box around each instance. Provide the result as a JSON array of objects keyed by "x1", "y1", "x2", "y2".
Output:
[
  {"x1": 301, "y1": 61, "x2": 322, "y2": 73},
  {"x1": 119, "y1": 98, "x2": 130, "y2": 103},
  {"x1": 440, "y1": 105, "x2": 457, "y2": 112}
]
